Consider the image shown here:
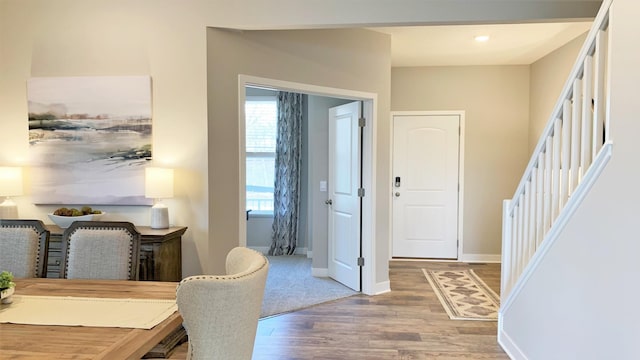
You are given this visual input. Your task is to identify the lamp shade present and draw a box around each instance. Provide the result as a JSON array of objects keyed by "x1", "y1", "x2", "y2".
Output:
[
  {"x1": 145, "y1": 167, "x2": 174, "y2": 199},
  {"x1": 0, "y1": 167, "x2": 23, "y2": 197}
]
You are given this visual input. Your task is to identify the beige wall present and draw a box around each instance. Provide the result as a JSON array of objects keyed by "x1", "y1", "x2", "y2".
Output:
[
  {"x1": 0, "y1": 0, "x2": 210, "y2": 276},
  {"x1": 391, "y1": 66, "x2": 530, "y2": 255},
  {"x1": 0, "y1": 0, "x2": 595, "y2": 279},
  {"x1": 529, "y1": 32, "x2": 588, "y2": 153},
  {"x1": 207, "y1": 28, "x2": 392, "y2": 281}
]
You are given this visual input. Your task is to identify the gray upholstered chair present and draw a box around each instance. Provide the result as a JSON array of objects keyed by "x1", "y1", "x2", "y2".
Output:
[
  {"x1": 0, "y1": 219, "x2": 50, "y2": 278},
  {"x1": 60, "y1": 221, "x2": 141, "y2": 280},
  {"x1": 176, "y1": 247, "x2": 269, "y2": 360}
]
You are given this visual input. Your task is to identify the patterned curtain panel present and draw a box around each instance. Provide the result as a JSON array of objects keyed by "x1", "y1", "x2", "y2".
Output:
[{"x1": 269, "y1": 92, "x2": 303, "y2": 256}]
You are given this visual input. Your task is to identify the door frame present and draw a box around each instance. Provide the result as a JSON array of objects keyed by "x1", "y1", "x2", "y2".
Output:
[
  {"x1": 238, "y1": 74, "x2": 378, "y2": 295},
  {"x1": 389, "y1": 110, "x2": 466, "y2": 261}
]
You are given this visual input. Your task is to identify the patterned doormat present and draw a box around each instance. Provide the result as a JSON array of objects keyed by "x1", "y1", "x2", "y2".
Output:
[{"x1": 422, "y1": 269, "x2": 500, "y2": 321}]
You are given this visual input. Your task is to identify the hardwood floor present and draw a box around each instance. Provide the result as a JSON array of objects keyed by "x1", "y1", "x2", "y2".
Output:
[{"x1": 164, "y1": 260, "x2": 508, "y2": 360}]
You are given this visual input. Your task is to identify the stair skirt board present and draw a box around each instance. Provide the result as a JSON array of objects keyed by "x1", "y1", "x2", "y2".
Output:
[
  {"x1": 498, "y1": 143, "x2": 612, "y2": 356},
  {"x1": 497, "y1": 322, "x2": 528, "y2": 360}
]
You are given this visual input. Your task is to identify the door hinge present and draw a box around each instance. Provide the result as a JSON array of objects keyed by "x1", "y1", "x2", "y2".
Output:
[
  {"x1": 357, "y1": 257, "x2": 365, "y2": 267},
  {"x1": 359, "y1": 117, "x2": 366, "y2": 127},
  {"x1": 358, "y1": 188, "x2": 365, "y2": 197}
]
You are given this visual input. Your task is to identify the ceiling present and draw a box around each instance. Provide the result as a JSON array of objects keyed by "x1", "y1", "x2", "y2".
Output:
[{"x1": 369, "y1": 21, "x2": 592, "y2": 67}]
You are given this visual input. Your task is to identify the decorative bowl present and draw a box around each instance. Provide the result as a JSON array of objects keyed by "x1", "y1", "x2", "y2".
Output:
[{"x1": 48, "y1": 213, "x2": 105, "y2": 229}]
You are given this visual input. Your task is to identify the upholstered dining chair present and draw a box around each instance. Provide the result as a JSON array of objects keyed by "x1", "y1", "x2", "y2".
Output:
[
  {"x1": 0, "y1": 219, "x2": 50, "y2": 278},
  {"x1": 176, "y1": 247, "x2": 269, "y2": 360},
  {"x1": 60, "y1": 221, "x2": 141, "y2": 280}
]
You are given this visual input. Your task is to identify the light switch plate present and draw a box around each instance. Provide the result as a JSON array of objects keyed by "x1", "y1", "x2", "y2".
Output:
[{"x1": 320, "y1": 180, "x2": 327, "y2": 192}]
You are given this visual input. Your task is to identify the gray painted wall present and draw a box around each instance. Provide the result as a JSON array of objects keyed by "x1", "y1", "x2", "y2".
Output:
[
  {"x1": 307, "y1": 95, "x2": 353, "y2": 270},
  {"x1": 244, "y1": 91, "x2": 352, "y2": 271}
]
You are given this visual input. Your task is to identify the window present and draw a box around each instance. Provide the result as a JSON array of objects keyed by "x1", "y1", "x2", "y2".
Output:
[{"x1": 245, "y1": 96, "x2": 277, "y2": 214}]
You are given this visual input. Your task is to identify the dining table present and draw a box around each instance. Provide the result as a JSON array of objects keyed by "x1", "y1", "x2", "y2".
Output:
[{"x1": 0, "y1": 278, "x2": 184, "y2": 360}]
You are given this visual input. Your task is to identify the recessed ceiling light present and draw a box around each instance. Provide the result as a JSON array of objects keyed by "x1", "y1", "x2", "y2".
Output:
[{"x1": 474, "y1": 35, "x2": 490, "y2": 42}]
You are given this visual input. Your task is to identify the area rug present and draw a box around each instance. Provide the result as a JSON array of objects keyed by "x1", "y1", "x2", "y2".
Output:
[
  {"x1": 422, "y1": 269, "x2": 499, "y2": 321},
  {"x1": 261, "y1": 255, "x2": 357, "y2": 318}
]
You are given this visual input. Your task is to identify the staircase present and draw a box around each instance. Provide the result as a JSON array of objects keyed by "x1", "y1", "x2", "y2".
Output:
[{"x1": 499, "y1": 0, "x2": 613, "y2": 347}]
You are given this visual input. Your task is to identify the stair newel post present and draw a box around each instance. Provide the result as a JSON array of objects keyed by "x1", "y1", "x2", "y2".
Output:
[{"x1": 501, "y1": 199, "x2": 513, "y2": 298}]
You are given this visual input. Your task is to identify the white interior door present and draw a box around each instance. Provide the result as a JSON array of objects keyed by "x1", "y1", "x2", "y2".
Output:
[
  {"x1": 392, "y1": 114, "x2": 460, "y2": 259},
  {"x1": 327, "y1": 101, "x2": 361, "y2": 291}
]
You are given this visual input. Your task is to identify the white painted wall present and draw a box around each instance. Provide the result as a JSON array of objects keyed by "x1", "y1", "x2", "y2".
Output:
[
  {"x1": 391, "y1": 66, "x2": 530, "y2": 257},
  {"x1": 501, "y1": 0, "x2": 640, "y2": 358}
]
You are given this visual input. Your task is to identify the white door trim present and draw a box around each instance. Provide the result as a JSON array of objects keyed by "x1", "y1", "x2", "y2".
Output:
[
  {"x1": 238, "y1": 74, "x2": 379, "y2": 295},
  {"x1": 389, "y1": 110, "x2": 465, "y2": 261}
]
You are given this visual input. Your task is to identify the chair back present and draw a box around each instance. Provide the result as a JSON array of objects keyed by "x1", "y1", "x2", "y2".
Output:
[
  {"x1": 176, "y1": 247, "x2": 269, "y2": 360},
  {"x1": 0, "y1": 219, "x2": 50, "y2": 278},
  {"x1": 60, "y1": 221, "x2": 140, "y2": 280}
]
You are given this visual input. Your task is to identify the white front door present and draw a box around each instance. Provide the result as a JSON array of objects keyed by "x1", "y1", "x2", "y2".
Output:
[
  {"x1": 327, "y1": 101, "x2": 361, "y2": 291},
  {"x1": 392, "y1": 114, "x2": 460, "y2": 259}
]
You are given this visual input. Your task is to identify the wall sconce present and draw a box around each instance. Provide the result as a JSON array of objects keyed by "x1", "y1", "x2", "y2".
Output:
[
  {"x1": 145, "y1": 167, "x2": 174, "y2": 229},
  {"x1": 0, "y1": 166, "x2": 23, "y2": 219}
]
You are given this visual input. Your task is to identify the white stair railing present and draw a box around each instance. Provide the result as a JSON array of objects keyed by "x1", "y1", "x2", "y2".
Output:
[{"x1": 501, "y1": 0, "x2": 613, "y2": 301}]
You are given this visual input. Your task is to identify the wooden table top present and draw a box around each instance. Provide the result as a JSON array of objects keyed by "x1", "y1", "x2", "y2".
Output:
[{"x1": 0, "y1": 278, "x2": 182, "y2": 360}]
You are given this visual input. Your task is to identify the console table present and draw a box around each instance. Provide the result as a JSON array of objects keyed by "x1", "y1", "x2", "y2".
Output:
[{"x1": 44, "y1": 224, "x2": 187, "y2": 281}]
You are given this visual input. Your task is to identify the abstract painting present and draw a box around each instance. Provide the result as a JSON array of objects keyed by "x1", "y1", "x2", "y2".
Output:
[{"x1": 28, "y1": 76, "x2": 153, "y2": 205}]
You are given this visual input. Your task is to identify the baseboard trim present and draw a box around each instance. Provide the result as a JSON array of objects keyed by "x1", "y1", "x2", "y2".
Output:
[
  {"x1": 311, "y1": 268, "x2": 328, "y2": 277},
  {"x1": 460, "y1": 254, "x2": 502, "y2": 263},
  {"x1": 498, "y1": 315, "x2": 528, "y2": 360},
  {"x1": 390, "y1": 255, "x2": 501, "y2": 263},
  {"x1": 306, "y1": 250, "x2": 313, "y2": 258},
  {"x1": 373, "y1": 280, "x2": 391, "y2": 295}
]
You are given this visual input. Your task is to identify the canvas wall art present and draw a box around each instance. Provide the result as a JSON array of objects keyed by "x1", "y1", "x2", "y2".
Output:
[{"x1": 28, "y1": 76, "x2": 153, "y2": 205}]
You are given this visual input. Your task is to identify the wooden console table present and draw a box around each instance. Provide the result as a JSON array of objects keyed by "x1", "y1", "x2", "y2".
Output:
[{"x1": 44, "y1": 224, "x2": 187, "y2": 281}]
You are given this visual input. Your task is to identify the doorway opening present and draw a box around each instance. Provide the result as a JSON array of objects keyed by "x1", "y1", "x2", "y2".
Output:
[{"x1": 238, "y1": 75, "x2": 378, "y2": 295}]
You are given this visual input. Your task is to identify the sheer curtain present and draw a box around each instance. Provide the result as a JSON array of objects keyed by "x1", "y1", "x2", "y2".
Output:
[{"x1": 269, "y1": 92, "x2": 303, "y2": 256}]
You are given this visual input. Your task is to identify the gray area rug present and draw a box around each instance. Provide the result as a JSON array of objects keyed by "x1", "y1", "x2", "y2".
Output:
[{"x1": 261, "y1": 255, "x2": 357, "y2": 318}]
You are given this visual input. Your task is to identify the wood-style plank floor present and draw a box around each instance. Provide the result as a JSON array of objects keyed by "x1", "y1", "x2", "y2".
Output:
[{"x1": 164, "y1": 261, "x2": 508, "y2": 360}]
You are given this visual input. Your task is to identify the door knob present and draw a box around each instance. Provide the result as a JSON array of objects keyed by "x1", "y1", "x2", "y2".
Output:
[
  {"x1": 325, "y1": 199, "x2": 333, "y2": 205},
  {"x1": 395, "y1": 192, "x2": 400, "y2": 197}
]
